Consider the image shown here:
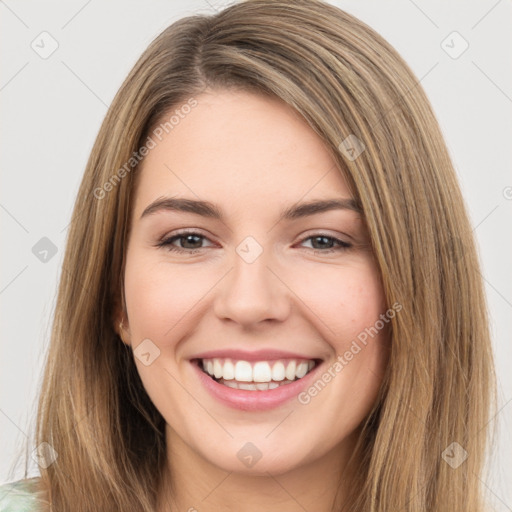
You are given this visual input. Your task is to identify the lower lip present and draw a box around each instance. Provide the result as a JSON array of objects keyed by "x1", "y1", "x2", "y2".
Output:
[{"x1": 191, "y1": 360, "x2": 322, "y2": 411}]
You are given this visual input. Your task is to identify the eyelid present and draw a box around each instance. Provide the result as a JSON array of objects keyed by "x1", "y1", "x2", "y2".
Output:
[
  {"x1": 158, "y1": 227, "x2": 211, "y2": 240},
  {"x1": 295, "y1": 232, "x2": 352, "y2": 251},
  {"x1": 297, "y1": 229, "x2": 353, "y2": 244},
  {"x1": 156, "y1": 228, "x2": 217, "y2": 247}
]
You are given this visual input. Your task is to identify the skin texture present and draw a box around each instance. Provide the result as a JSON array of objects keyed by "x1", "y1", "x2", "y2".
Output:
[{"x1": 118, "y1": 89, "x2": 390, "y2": 512}]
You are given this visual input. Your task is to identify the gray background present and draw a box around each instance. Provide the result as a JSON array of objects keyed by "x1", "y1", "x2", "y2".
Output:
[{"x1": 1, "y1": 0, "x2": 511, "y2": 509}]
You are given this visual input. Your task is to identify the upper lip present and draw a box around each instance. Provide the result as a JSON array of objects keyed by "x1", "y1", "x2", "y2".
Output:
[{"x1": 190, "y1": 349, "x2": 322, "y2": 362}]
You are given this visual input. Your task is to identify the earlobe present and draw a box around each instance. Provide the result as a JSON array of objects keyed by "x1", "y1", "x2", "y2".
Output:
[
  {"x1": 113, "y1": 289, "x2": 131, "y2": 345},
  {"x1": 117, "y1": 318, "x2": 131, "y2": 346}
]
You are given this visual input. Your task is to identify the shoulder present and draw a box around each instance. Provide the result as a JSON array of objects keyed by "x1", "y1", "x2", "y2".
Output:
[{"x1": 0, "y1": 478, "x2": 46, "y2": 512}]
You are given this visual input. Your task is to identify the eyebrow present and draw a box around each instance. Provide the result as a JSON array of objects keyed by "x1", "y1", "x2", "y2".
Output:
[{"x1": 140, "y1": 196, "x2": 362, "y2": 222}]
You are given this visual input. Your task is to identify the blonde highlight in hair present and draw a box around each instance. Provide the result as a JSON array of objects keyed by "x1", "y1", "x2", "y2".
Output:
[{"x1": 27, "y1": 1, "x2": 495, "y2": 510}]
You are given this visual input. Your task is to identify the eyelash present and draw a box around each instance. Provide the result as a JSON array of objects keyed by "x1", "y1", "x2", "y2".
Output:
[{"x1": 155, "y1": 230, "x2": 352, "y2": 254}]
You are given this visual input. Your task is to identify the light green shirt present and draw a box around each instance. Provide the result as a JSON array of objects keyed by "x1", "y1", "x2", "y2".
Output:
[{"x1": 0, "y1": 478, "x2": 45, "y2": 512}]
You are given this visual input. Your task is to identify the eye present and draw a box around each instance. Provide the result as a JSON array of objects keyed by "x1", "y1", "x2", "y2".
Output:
[
  {"x1": 156, "y1": 231, "x2": 352, "y2": 254},
  {"x1": 298, "y1": 234, "x2": 352, "y2": 253},
  {"x1": 156, "y1": 230, "x2": 214, "y2": 253}
]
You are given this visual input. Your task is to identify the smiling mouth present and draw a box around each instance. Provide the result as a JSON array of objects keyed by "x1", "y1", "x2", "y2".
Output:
[{"x1": 194, "y1": 357, "x2": 320, "y2": 391}]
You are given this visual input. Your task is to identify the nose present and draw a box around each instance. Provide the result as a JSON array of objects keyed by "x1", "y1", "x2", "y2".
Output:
[{"x1": 213, "y1": 246, "x2": 291, "y2": 327}]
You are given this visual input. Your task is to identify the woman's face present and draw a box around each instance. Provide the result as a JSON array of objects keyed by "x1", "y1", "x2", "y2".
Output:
[{"x1": 120, "y1": 88, "x2": 390, "y2": 476}]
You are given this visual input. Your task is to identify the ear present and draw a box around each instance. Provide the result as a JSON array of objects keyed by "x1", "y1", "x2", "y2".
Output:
[{"x1": 113, "y1": 300, "x2": 131, "y2": 347}]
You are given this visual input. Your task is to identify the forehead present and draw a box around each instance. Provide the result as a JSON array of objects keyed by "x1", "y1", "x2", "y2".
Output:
[{"x1": 132, "y1": 89, "x2": 351, "y2": 218}]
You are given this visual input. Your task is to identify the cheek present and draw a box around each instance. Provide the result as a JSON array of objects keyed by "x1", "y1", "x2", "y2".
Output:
[
  {"x1": 295, "y1": 264, "x2": 389, "y2": 422},
  {"x1": 123, "y1": 274, "x2": 169, "y2": 341},
  {"x1": 123, "y1": 252, "x2": 211, "y2": 342},
  {"x1": 290, "y1": 258, "x2": 387, "y2": 344},
  {"x1": 122, "y1": 252, "x2": 201, "y2": 412}
]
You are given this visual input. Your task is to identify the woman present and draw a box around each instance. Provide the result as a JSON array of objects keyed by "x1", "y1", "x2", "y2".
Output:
[{"x1": 0, "y1": 0, "x2": 495, "y2": 510}]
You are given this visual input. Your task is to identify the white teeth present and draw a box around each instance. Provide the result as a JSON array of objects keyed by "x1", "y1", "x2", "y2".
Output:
[
  {"x1": 223, "y1": 360, "x2": 235, "y2": 380},
  {"x1": 296, "y1": 362, "x2": 308, "y2": 379},
  {"x1": 200, "y1": 357, "x2": 317, "y2": 385},
  {"x1": 271, "y1": 362, "x2": 285, "y2": 381},
  {"x1": 238, "y1": 383, "x2": 257, "y2": 390},
  {"x1": 285, "y1": 360, "x2": 296, "y2": 381},
  {"x1": 218, "y1": 379, "x2": 295, "y2": 390},
  {"x1": 213, "y1": 359, "x2": 223, "y2": 379},
  {"x1": 234, "y1": 361, "x2": 253, "y2": 382},
  {"x1": 253, "y1": 362, "x2": 272, "y2": 382}
]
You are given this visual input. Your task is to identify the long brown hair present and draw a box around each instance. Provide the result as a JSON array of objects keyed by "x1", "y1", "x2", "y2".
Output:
[{"x1": 24, "y1": 1, "x2": 495, "y2": 510}]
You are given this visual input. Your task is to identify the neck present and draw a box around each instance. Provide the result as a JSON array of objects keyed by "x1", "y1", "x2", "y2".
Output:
[{"x1": 156, "y1": 425, "x2": 360, "y2": 512}]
